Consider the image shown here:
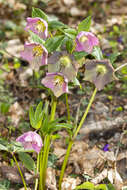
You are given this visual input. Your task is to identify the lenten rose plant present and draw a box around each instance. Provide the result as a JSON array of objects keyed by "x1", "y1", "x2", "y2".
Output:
[{"x1": 0, "y1": 7, "x2": 126, "y2": 190}]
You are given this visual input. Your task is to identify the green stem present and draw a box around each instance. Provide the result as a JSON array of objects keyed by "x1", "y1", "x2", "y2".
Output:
[
  {"x1": 50, "y1": 96, "x2": 57, "y2": 121},
  {"x1": 39, "y1": 96, "x2": 57, "y2": 190},
  {"x1": 58, "y1": 140, "x2": 73, "y2": 190},
  {"x1": 65, "y1": 94, "x2": 71, "y2": 123},
  {"x1": 39, "y1": 135, "x2": 51, "y2": 190},
  {"x1": 12, "y1": 153, "x2": 27, "y2": 190},
  {"x1": 34, "y1": 153, "x2": 40, "y2": 190},
  {"x1": 58, "y1": 88, "x2": 97, "y2": 190},
  {"x1": 73, "y1": 88, "x2": 97, "y2": 139}
]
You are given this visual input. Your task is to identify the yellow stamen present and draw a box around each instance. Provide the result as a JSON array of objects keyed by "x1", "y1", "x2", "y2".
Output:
[
  {"x1": 54, "y1": 75, "x2": 64, "y2": 86},
  {"x1": 36, "y1": 20, "x2": 46, "y2": 32},
  {"x1": 33, "y1": 45, "x2": 43, "y2": 57},
  {"x1": 59, "y1": 56, "x2": 71, "y2": 67},
  {"x1": 96, "y1": 64, "x2": 107, "y2": 75},
  {"x1": 79, "y1": 35, "x2": 88, "y2": 43}
]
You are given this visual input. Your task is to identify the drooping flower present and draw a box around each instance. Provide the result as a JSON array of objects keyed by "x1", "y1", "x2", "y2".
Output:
[
  {"x1": 16, "y1": 131, "x2": 43, "y2": 153},
  {"x1": 41, "y1": 72, "x2": 68, "y2": 97},
  {"x1": 48, "y1": 51, "x2": 78, "y2": 81},
  {"x1": 84, "y1": 59, "x2": 116, "y2": 90},
  {"x1": 20, "y1": 43, "x2": 48, "y2": 70},
  {"x1": 75, "y1": 31, "x2": 99, "y2": 53},
  {"x1": 25, "y1": 17, "x2": 48, "y2": 39}
]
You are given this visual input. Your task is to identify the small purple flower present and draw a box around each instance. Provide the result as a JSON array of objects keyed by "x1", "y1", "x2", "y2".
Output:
[
  {"x1": 75, "y1": 31, "x2": 99, "y2": 53},
  {"x1": 21, "y1": 43, "x2": 48, "y2": 70},
  {"x1": 103, "y1": 144, "x2": 109, "y2": 152},
  {"x1": 41, "y1": 73, "x2": 68, "y2": 97},
  {"x1": 117, "y1": 36, "x2": 123, "y2": 43},
  {"x1": 25, "y1": 17, "x2": 48, "y2": 39},
  {"x1": 48, "y1": 51, "x2": 78, "y2": 81},
  {"x1": 16, "y1": 131, "x2": 43, "y2": 153},
  {"x1": 84, "y1": 59, "x2": 116, "y2": 90}
]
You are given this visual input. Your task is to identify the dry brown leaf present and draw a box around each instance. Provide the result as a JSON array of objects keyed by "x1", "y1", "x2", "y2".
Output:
[
  {"x1": 61, "y1": 177, "x2": 81, "y2": 190},
  {"x1": 9, "y1": 101, "x2": 24, "y2": 126},
  {"x1": 46, "y1": 167, "x2": 57, "y2": 190}
]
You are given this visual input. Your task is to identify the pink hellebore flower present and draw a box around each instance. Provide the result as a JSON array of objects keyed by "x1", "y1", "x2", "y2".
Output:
[
  {"x1": 42, "y1": 73, "x2": 68, "y2": 97},
  {"x1": 20, "y1": 43, "x2": 48, "y2": 69},
  {"x1": 25, "y1": 17, "x2": 48, "y2": 39},
  {"x1": 75, "y1": 31, "x2": 99, "y2": 53},
  {"x1": 16, "y1": 131, "x2": 43, "y2": 154}
]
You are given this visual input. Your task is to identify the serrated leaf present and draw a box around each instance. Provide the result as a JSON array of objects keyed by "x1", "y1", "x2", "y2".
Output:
[
  {"x1": 29, "y1": 31, "x2": 45, "y2": 45},
  {"x1": 45, "y1": 35, "x2": 64, "y2": 53},
  {"x1": 75, "y1": 181, "x2": 95, "y2": 190},
  {"x1": 32, "y1": 7, "x2": 48, "y2": 21},
  {"x1": 18, "y1": 152, "x2": 36, "y2": 172},
  {"x1": 78, "y1": 16, "x2": 91, "y2": 32},
  {"x1": 48, "y1": 20, "x2": 67, "y2": 30},
  {"x1": 92, "y1": 46, "x2": 103, "y2": 60}
]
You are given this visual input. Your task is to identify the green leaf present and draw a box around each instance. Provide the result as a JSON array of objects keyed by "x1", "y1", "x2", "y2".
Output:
[
  {"x1": 78, "y1": 16, "x2": 91, "y2": 32},
  {"x1": 29, "y1": 106, "x2": 35, "y2": 128},
  {"x1": 106, "y1": 184, "x2": 116, "y2": 190},
  {"x1": 48, "y1": 20, "x2": 67, "y2": 30},
  {"x1": 18, "y1": 152, "x2": 36, "y2": 172},
  {"x1": 45, "y1": 35, "x2": 65, "y2": 53},
  {"x1": 72, "y1": 77, "x2": 82, "y2": 88},
  {"x1": 63, "y1": 28, "x2": 77, "y2": 39},
  {"x1": 95, "y1": 184, "x2": 108, "y2": 190},
  {"x1": 0, "y1": 138, "x2": 8, "y2": 151},
  {"x1": 92, "y1": 46, "x2": 103, "y2": 60},
  {"x1": 75, "y1": 181, "x2": 95, "y2": 190},
  {"x1": 0, "y1": 103, "x2": 10, "y2": 115},
  {"x1": 108, "y1": 52, "x2": 120, "y2": 64},
  {"x1": 34, "y1": 101, "x2": 43, "y2": 120},
  {"x1": 29, "y1": 31, "x2": 45, "y2": 45},
  {"x1": 74, "y1": 51, "x2": 88, "y2": 60},
  {"x1": 66, "y1": 38, "x2": 74, "y2": 53},
  {"x1": 32, "y1": 7, "x2": 48, "y2": 21}
]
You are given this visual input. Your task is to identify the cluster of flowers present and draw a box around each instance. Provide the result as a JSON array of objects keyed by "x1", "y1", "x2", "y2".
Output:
[
  {"x1": 20, "y1": 17, "x2": 108, "y2": 97},
  {"x1": 17, "y1": 17, "x2": 115, "y2": 153}
]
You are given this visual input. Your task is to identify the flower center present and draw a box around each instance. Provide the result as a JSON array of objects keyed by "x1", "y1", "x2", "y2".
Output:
[
  {"x1": 33, "y1": 45, "x2": 43, "y2": 57},
  {"x1": 54, "y1": 75, "x2": 64, "y2": 86},
  {"x1": 79, "y1": 35, "x2": 88, "y2": 43},
  {"x1": 59, "y1": 56, "x2": 71, "y2": 67},
  {"x1": 36, "y1": 20, "x2": 46, "y2": 32},
  {"x1": 96, "y1": 64, "x2": 107, "y2": 75}
]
